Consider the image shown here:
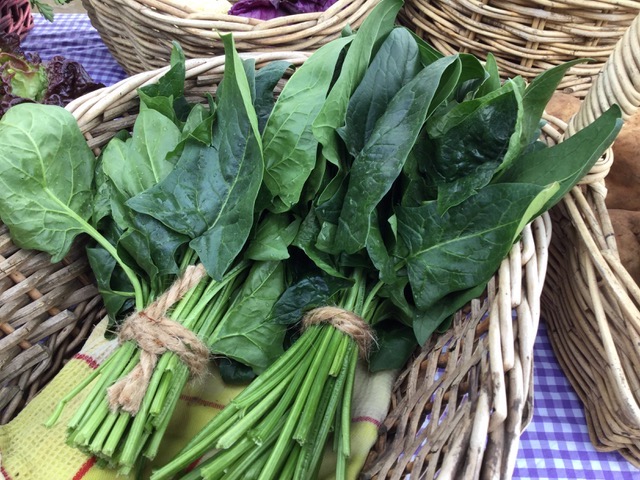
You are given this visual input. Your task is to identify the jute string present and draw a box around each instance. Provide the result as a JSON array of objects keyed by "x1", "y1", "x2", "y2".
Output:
[
  {"x1": 302, "y1": 306, "x2": 375, "y2": 357},
  {"x1": 107, "y1": 264, "x2": 210, "y2": 414}
]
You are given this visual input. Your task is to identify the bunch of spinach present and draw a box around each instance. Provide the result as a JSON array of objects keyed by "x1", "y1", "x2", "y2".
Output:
[
  {"x1": 0, "y1": 35, "x2": 312, "y2": 473},
  {"x1": 152, "y1": 0, "x2": 622, "y2": 478}
]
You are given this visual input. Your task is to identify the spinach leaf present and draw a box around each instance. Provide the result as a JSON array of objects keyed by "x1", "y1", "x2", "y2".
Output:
[
  {"x1": 218, "y1": 358, "x2": 256, "y2": 385},
  {"x1": 333, "y1": 55, "x2": 460, "y2": 254},
  {"x1": 476, "y1": 52, "x2": 500, "y2": 98},
  {"x1": 209, "y1": 261, "x2": 286, "y2": 373},
  {"x1": 338, "y1": 27, "x2": 421, "y2": 158},
  {"x1": 369, "y1": 321, "x2": 417, "y2": 372},
  {"x1": 495, "y1": 105, "x2": 622, "y2": 214},
  {"x1": 253, "y1": 60, "x2": 292, "y2": 134},
  {"x1": 262, "y1": 38, "x2": 351, "y2": 212},
  {"x1": 118, "y1": 213, "x2": 188, "y2": 280},
  {"x1": 0, "y1": 104, "x2": 96, "y2": 261},
  {"x1": 292, "y1": 206, "x2": 346, "y2": 279},
  {"x1": 423, "y1": 81, "x2": 522, "y2": 213},
  {"x1": 515, "y1": 59, "x2": 588, "y2": 164},
  {"x1": 245, "y1": 213, "x2": 301, "y2": 261},
  {"x1": 102, "y1": 109, "x2": 181, "y2": 199},
  {"x1": 86, "y1": 246, "x2": 135, "y2": 322},
  {"x1": 396, "y1": 182, "x2": 556, "y2": 311},
  {"x1": 136, "y1": 42, "x2": 187, "y2": 125},
  {"x1": 129, "y1": 36, "x2": 263, "y2": 280},
  {"x1": 455, "y1": 53, "x2": 488, "y2": 101},
  {"x1": 269, "y1": 271, "x2": 352, "y2": 325},
  {"x1": 126, "y1": 142, "x2": 222, "y2": 238},
  {"x1": 312, "y1": 0, "x2": 402, "y2": 167},
  {"x1": 413, "y1": 282, "x2": 486, "y2": 345},
  {"x1": 181, "y1": 102, "x2": 215, "y2": 145},
  {"x1": 189, "y1": 35, "x2": 263, "y2": 279}
]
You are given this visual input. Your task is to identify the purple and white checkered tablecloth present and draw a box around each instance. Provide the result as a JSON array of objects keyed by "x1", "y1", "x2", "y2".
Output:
[{"x1": 19, "y1": 13, "x2": 640, "y2": 480}]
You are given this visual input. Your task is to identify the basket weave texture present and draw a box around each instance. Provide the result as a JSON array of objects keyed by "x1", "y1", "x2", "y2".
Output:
[
  {"x1": 541, "y1": 14, "x2": 640, "y2": 466},
  {"x1": 62, "y1": 51, "x2": 556, "y2": 479},
  {"x1": 398, "y1": 0, "x2": 640, "y2": 97},
  {"x1": 80, "y1": 0, "x2": 381, "y2": 75},
  {"x1": 0, "y1": 231, "x2": 103, "y2": 424},
  {"x1": 0, "y1": 0, "x2": 34, "y2": 39}
]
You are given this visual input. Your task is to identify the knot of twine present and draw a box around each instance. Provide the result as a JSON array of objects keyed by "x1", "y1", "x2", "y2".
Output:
[
  {"x1": 302, "y1": 306, "x2": 376, "y2": 357},
  {"x1": 107, "y1": 264, "x2": 209, "y2": 415}
]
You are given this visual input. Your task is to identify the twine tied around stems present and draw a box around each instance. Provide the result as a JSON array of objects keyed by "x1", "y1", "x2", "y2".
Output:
[
  {"x1": 107, "y1": 264, "x2": 210, "y2": 415},
  {"x1": 302, "y1": 306, "x2": 376, "y2": 357}
]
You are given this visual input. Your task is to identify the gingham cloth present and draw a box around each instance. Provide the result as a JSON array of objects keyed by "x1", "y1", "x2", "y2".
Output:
[
  {"x1": 19, "y1": 13, "x2": 640, "y2": 480},
  {"x1": 21, "y1": 14, "x2": 127, "y2": 86}
]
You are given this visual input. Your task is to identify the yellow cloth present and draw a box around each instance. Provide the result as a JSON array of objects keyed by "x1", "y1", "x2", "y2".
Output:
[{"x1": 0, "y1": 319, "x2": 396, "y2": 480}]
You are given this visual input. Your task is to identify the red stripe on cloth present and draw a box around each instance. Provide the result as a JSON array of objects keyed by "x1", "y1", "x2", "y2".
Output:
[
  {"x1": 73, "y1": 353, "x2": 100, "y2": 370},
  {"x1": 180, "y1": 395, "x2": 225, "y2": 410},
  {"x1": 72, "y1": 457, "x2": 97, "y2": 480},
  {"x1": 1, "y1": 465, "x2": 13, "y2": 480},
  {"x1": 352, "y1": 416, "x2": 382, "y2": 428}
]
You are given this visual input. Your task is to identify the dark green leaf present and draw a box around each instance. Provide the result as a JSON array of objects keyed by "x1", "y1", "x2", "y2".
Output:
[
  {"x1": 189, "y1": 35, "x2": 263, "y2": 279},
  {"x1": 138, "y1": 42, "x2": 185, "y2": 100},
  {"x1": 424, "y1": 82, "x2": 521, "y2": 213},
  {"x1": 270, "y1": 272, "x2": 351, "y2": 325},
  {"x1": 262, "y1": 38, "x2": 351, "y2": 211},
  {"x1": 118, "y1": 213, "x2": 188, "y2": 280},
  {"x1": 412, "y1": 283, "x2": 486, "y2": 345},
  {"x1": 518, "y1": 59, "x2": 588, "y2": 156},
  {"x1": 292, "y1": 206, "x2": 347, "y2": 279},
  {"x1": 312, "y1": 0, "x2": 402, "y2": 167},
  {"x1": 253, "y1": 60, "x2": 292, "y2": 133},
  {"x1": 334, "y1": 55, "x2": 460, "y2": 253},
  {"x1": 86, "y1": 246, "x2": 135, "y2": 323},
  {"x1": 396, "y1": 182, "x2": 552, "y2": 311},
  {"x1": 217, "y1": 357, "x2": 256, "y2": 385},
  {"x1": 338, "y1": 28, "x2": 421, "y2": 158},
  {"x1": 181, "y1": 103, "x2": 215, "y2": 145},
  {"x1": 476, "y1": 53, "x2": 501, "y2": 98},
  {"x1": 495, "y1": 105, "x2": 622, "y2": 214},
  {"x1": 245, "y1": 213, "x2": 301, "y2": 261},
  {"x1": 209, "y1": 261, "x2": 286, "y2": 373},
  {"x1": 369, "y1": 321, "x2": 417, "y2": 372}
]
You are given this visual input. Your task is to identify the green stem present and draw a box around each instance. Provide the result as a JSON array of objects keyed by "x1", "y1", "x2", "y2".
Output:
[{"x1": 81, "y1": 220, "x2": 145, "y2": 310}]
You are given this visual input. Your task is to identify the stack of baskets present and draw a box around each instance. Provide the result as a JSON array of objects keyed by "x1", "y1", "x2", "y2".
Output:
[
  {"x1": 0, "y1": 0, "x2": 34, "y2": 39},
  {"x1": 541, "y1": 15, "x2": 640, "y2": 466},
  {"x1": 398, "y1": 0, "x2": 640, "y2": 96},
  {"x1": 80, "y1": 0, "x2": 382, "y2": 74}
]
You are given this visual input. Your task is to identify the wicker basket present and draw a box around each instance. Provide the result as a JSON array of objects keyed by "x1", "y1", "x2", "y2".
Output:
[
  {"x1": 0, "y1": 232, "x2": 104, "y2": 424},
  {"x1": 61, "y1": 50, "x2": 558, "y2": 479},
  {"x1": 80, "y1": 0, "x2": 381, "y2": 75},
  {"x1": 398, "y1": 0, "x2": 640, "y2": 97},
  {"x1": 0, "y1": 0, "x2": 34, "y2": 39},
  {"x1": 541, "y1": 14, "x2": 640, "y2": 467}
]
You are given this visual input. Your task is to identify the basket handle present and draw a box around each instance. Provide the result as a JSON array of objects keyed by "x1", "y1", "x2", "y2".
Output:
[{"x1": 565, "y1": 13, "x2": 640, "y2": 138}]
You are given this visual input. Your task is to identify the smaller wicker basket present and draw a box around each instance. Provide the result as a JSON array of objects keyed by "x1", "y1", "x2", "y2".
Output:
[
  {"x1": 398, "y1": 0, "x2": 640, "y2": 97},
  {"x1": 0, "y1": 0, "x2": 34, "y2": 39},
  {"x1": 542, "y1": 13, "x2": 640, "y2": 467},
  {"x1": 81, "y1": 0, "x2": 381, "y2": 75}
]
